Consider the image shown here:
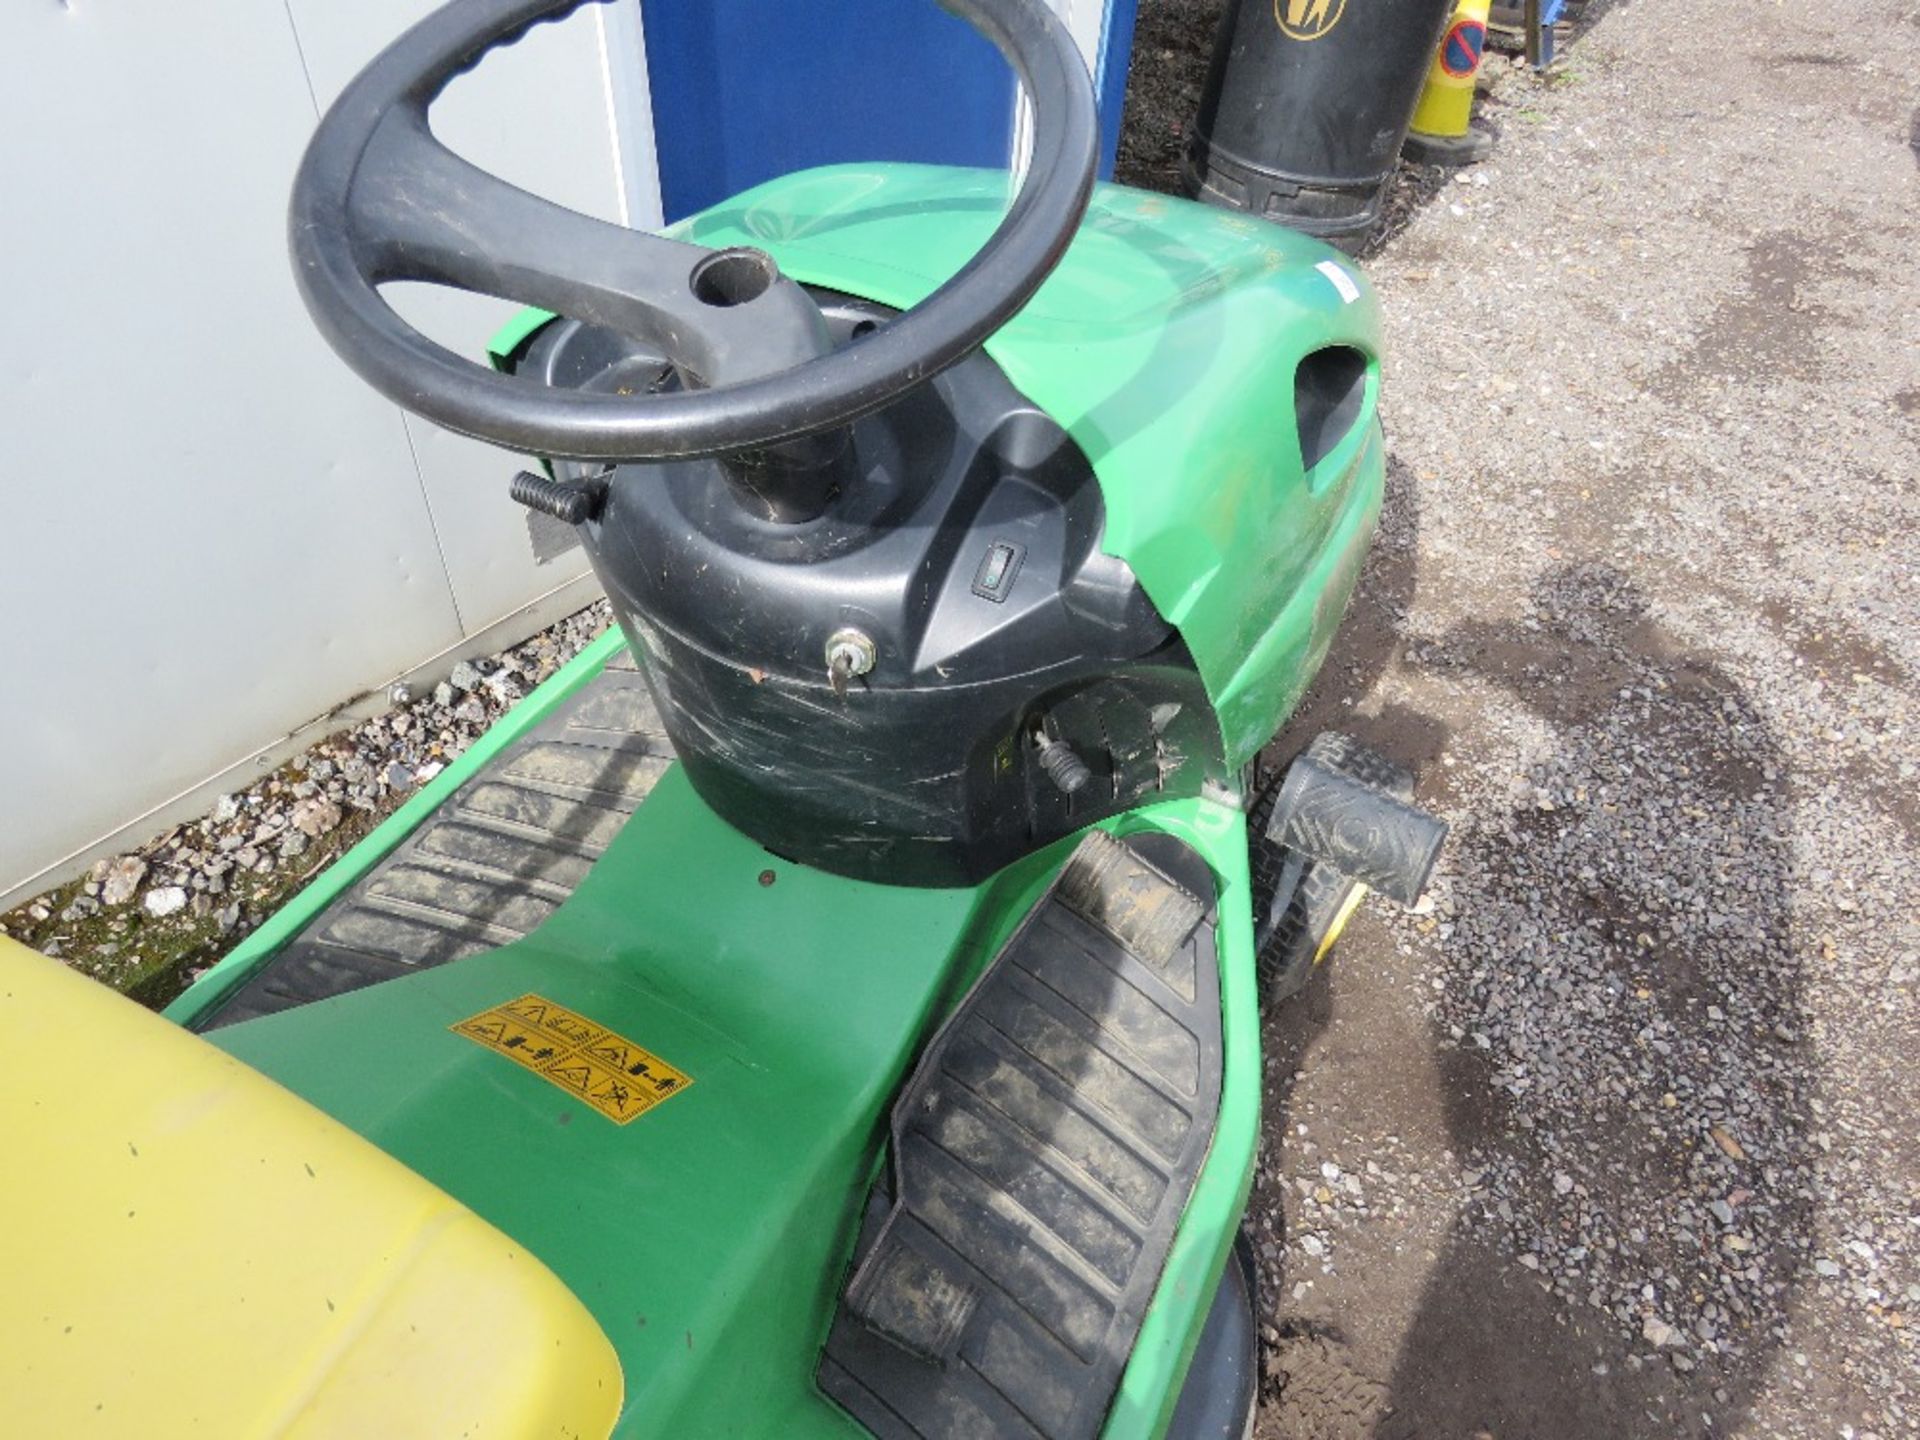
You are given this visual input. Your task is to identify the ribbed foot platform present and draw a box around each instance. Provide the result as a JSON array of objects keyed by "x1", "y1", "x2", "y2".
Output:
[
  {"x1": 200, "y1": 653, "x2": 668, "y2": 1030},
  {"x1": 820, "y1": 830, "x2": 1224, "y2": 1440}
]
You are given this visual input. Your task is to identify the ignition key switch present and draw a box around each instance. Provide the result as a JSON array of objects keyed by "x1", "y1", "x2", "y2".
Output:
[{"x1": 825, "y1": 628, "x2": 877, "y2": 698}]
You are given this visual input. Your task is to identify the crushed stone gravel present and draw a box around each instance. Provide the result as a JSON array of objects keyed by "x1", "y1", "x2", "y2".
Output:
[{"x1": 0, "y1": 602, "x2": 612, "y2": 1006}]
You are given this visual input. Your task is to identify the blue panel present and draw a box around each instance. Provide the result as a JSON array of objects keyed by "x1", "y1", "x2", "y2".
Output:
[
  {"x1": 640, "y1": 1, "x2": 1134, "y2": 219},
  {"x1": 1095, "y1": 0, "x2": 1139, "y2": 180},
  {"x1": 643, "y1": 1, "x2": 1016, "y2": 221}
]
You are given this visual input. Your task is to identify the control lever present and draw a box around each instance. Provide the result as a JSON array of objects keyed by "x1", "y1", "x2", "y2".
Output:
[
  {"x1": 508, "y1": 468, "x2": 608, "y2": 525},
  {"x1": 1034, "y1": 731, "x2": 1092, "y2": 796}
]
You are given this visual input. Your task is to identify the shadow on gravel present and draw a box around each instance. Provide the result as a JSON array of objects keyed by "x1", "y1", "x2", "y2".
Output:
[
  {"x1": 1244, "y1": 484, "x2": 1812, "y2": 1435},
  {"x1": 1377, "y1": 565, "x2": 1810, "y2": 1439}
]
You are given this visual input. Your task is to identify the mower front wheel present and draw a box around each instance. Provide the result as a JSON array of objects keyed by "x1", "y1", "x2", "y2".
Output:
[{"x1": 1255, "y1": 857, "x2": 1366, "y2": 1007}]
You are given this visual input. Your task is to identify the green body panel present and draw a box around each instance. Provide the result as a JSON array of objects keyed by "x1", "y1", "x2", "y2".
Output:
[
  {"x1": 208, "y1": 763, "x2": 1051, "y2": 1436},
  {"x1": 1099, "y1": 801, "x2": 1259, "y2": 1440},
  {"x1": 187, "y1": 655, "x2": 1259, "y2": 1438},
  {"x1": 667, "y1": 164, "x2": 1387, "y2": 768},
  {"x1": 167, "y1": 164, "x2": 1355, "y2": 1436},
  {"x1": 488, "y1": 304, "x2": 562, "y2": 370}
]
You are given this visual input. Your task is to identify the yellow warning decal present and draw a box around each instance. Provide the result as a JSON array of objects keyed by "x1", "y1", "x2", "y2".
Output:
[{"x1": 452, "y1": 993, "x2": 693, "y2": 1125}]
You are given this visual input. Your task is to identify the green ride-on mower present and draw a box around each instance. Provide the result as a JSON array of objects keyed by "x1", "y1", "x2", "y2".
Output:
[{"x1": 0, "y1": 1, "x2": 1447, "y2": 1435}]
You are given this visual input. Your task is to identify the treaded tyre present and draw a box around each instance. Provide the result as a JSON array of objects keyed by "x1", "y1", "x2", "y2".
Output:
[{"x1": 1251, "y1": 734, "x2": 1415, "y2": 1007}]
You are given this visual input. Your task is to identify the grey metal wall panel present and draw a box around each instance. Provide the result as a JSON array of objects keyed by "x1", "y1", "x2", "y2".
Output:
[
  {"x1": 0, "y1": 1, "x2": 636, "y2": 899},
  {"x1": 283, "y1": 0, "x2": 627, "y2": 631},
  {"x1": 0, "y1": 0, "x2": 462, "y2": 894}
]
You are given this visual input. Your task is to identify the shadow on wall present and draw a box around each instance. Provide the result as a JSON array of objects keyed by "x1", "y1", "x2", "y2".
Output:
[{"x1": 1245, "y1": 450, "x2": 1811, "y2": 1438}]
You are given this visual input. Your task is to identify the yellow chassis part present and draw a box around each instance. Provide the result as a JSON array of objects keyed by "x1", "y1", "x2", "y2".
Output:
[{"x1": 1315, "y1": 882, "x2": 1370, "y2": 964}]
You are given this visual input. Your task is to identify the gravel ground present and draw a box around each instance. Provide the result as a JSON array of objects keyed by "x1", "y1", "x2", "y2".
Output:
[
  {"x1": 0, "y1": 602, "x2": 612, "y2": 1006},
  {"x1": 5, "y1": 4, "x2": 1915, "y2": 1434},
  {"x1": 1114, "y1": 0, "x2": 1918, "y2": 1436}
]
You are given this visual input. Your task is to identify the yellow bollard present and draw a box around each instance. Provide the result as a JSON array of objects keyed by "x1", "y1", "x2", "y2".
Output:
[{"x1": 1403, "y1": 0, "x2": 1495, "y2": 165}]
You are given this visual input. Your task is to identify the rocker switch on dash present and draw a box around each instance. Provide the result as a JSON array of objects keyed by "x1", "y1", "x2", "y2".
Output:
[{"x1": 971, "y1": 541, "x2": 1024, "y2": 602}]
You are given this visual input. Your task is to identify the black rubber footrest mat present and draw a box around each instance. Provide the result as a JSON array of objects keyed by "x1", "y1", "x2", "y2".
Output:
[
  {"x1": 819, "y1": 830, "x2": 1223, "y2": 1440},
  {"x1": 200, "y1": 650, "x2": 668, "y2": 1030}
]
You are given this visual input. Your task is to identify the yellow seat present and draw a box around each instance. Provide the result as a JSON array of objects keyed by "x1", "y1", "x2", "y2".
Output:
[{"x1": 0, "y1": 938, "x2": 622, "y2": 1439}]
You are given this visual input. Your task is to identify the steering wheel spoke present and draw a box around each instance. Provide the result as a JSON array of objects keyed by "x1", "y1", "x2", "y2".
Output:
[
  {"x1": 349, "y1": 106, "x2": 828, "y2": 389},
  {"x1": 290, "y1": 0, "x2": 1096, "y2": 460}
]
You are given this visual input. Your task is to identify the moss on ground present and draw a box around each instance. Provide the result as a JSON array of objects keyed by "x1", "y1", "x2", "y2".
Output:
[{"x1": 0, "y1": 784, "x2": 388, "y2": 1010}]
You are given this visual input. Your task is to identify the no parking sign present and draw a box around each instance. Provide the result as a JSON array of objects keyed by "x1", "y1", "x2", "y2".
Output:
[
  {"x1": 1442, "y1": 13, "x2": 1489, "y2": 76},
  {"x1": 1408, "y1": 0, "x2": 1494, "y2": 155}
]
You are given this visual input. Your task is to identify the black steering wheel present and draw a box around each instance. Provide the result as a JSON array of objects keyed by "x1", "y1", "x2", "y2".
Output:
[{"x1": 290, "y1": 0, "x2": 1098, "y2": 462}]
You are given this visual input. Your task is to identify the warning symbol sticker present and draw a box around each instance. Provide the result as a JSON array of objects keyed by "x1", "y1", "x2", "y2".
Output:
[{"x1": 453, "y1": 993, "x2": 693, "y2": 1125}]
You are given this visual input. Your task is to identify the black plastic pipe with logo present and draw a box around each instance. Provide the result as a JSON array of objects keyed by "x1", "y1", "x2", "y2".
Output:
[{"x1": 1184, "y1": 0, "x2": 1457, "y2": 249}]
